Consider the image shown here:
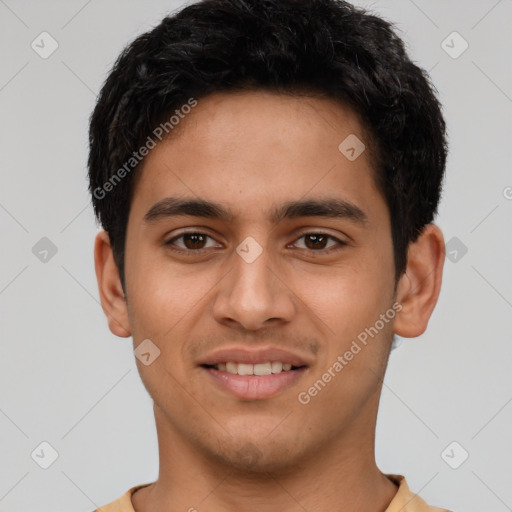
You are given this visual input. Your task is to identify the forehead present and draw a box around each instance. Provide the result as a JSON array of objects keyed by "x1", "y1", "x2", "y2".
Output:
[
  {"x1": 129, "y1": 90, "x2": 383, "y2": 224},
  {"x1": 169, "y1": 90, "x2": 371, "y2": 162}
]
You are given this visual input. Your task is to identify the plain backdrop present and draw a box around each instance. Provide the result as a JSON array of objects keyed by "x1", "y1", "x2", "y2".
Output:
[{"x1": 0, "y1": 1, "x2": 511, "y2": 511}]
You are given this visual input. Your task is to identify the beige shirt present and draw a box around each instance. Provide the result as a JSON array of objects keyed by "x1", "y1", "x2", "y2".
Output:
[{"x1": 95, "y1": 474, "x2": 451, "y2": 511}]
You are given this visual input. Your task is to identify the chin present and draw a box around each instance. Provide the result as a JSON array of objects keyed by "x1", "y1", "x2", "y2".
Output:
[{"x1": 203, "y1": 436, "x2": 304, "y2": 476}]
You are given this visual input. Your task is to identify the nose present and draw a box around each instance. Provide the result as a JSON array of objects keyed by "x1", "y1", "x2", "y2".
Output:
[{"x1": 212, "y1": 241, "x2": 296, "y2": 331}]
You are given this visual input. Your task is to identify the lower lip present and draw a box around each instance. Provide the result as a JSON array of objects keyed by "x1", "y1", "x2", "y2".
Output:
[{"x1": 202, "y1": 366, "x2": 307, "y2": 400}]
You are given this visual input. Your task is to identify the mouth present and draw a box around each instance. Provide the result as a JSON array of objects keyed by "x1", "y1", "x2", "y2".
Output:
[
  {"x1": 201, "y1": 361, "x2": 306, "y2": 375},
  {"x1": 198, "y1": 347, "x2": 312, "y2": 400},
  {"x1": 200, "y1": 360, "x2": 309, "y2": 400}
]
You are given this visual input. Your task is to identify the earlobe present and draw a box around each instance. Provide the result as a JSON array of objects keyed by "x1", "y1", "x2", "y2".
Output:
[
  {"x1": 94, "y1": 230, "x2": 131, "y2": 338},
  {"x1": 393, "y1": 224, "x2": 445, "y2": 338}
]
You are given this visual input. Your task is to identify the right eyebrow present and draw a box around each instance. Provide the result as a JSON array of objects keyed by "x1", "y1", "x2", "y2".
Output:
[{"x1": 143, "y1": 197, "x2": 234, "y2": 224}]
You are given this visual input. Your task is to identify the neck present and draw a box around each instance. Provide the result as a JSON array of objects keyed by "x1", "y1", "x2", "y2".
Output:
[{"x1": 132, "y1": 397, "x2": 399, "y2": 512}]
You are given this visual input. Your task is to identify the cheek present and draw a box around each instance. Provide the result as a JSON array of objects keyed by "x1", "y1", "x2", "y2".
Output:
[
  {"x1": 293, "y1": 248, "x2": 394, "y2": 337},
  {"x1": 126, "y1": 251, "x2": 196, "y2": 329}
]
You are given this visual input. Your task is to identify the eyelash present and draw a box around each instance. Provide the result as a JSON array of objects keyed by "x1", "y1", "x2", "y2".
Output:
[{"x1": 164, "y1": 231, "x2": 347, "y2": 255}]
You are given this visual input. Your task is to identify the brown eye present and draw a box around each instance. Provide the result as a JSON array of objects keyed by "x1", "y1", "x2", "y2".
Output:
[
  {"x1": 303, "y1": 234, "x2": 329, "y2": 250},
  {"x1": 165, "y1": 232, "x2": 220, "y2": 252},
  {"x1": 181, "y1": 233, "x2": 207, "y2": 249},
  {"x1": 293, "y1": 233, "x2": 345, "y2": 252}
]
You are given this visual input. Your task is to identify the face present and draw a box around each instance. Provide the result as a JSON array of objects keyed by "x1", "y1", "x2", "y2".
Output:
[{"x1": 108, "y1": 90, "x2": 402, "y2": 472}]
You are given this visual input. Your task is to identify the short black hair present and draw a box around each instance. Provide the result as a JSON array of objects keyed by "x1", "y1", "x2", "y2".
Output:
[{"x1": 88, "y1": 0, "x2": 448, "y2": 292}]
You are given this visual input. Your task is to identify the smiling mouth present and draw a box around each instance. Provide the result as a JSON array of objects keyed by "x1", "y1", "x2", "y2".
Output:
[{"x1": 201, "y1": 361, "x2": 306, "y2": 375}]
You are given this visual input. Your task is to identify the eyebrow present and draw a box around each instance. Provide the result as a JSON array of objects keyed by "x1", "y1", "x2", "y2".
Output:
[{"x1": 143, "y1": 196, "x2": 368, "y2": 226}]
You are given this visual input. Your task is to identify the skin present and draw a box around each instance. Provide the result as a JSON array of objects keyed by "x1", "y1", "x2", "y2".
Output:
[{"x1": 94, "y1": 90, "x2": 445, "y2": 512}]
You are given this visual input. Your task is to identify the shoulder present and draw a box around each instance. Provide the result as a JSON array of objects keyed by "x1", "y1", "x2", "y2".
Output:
[
  {"x1": 93, "y1": 482, "x2": 153, "y2": 512},
  {"x1": 384, "y1": 474, "x2": 452, "y2": 512}
]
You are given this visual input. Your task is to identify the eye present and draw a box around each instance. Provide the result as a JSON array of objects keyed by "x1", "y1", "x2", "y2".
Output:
[
  {"x1": 291, "y1": 232, "x2": 346, "y2": 252},
  {"x1": 165, "y1": 231, "x2": 347, "y2": 255},
  {"x1": 165, "y1": 232, "x2": 221, "y2": 252}
]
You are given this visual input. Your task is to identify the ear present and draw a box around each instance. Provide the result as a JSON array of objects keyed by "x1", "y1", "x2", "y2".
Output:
[
  {"x1": 393, "y1": 223, "x2": 445, "y2": 338},
  {"x1": 94, "y1": 230, "x2": 131, "y2": 338}
]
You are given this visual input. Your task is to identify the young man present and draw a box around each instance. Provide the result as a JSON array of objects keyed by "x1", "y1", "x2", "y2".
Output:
[{"x1": 89, "y1": 0, "x2": 450, "y2": 510}]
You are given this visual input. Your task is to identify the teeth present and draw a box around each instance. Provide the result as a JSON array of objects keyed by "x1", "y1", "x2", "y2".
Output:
[
  {"x1": 216, "y1": 361, "x2": 296, "y2": 375},
  {"x1": 254, "y1": 363, "x2": 272, "y2": 376},
  {"x1": 271, "y1": 361, "x2": 283, "y2": 373},
  {"x1": 226, "y1": 362, "x2": 238, "y2": 374},
  {"x1": 237, "y1": 363, "x2": 253, "y2": 376}
]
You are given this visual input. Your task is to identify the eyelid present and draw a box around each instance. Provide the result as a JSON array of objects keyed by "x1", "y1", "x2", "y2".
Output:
[
  {"x1": 165, "y1": 229, "x2": 222, "y2": 248},
  {"x1": 288, "y1": 230, "x2": 348, "y2": 251},
  {"x1": 292, "y1": 228, "x2": 348, "y2": 243},
  {"x1": 165, "y1": 228, "x2": 348, "y2": 254}
]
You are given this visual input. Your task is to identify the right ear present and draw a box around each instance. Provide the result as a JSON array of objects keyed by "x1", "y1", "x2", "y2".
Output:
[{"x1": 93, "y1": 230, "x2": 131, "y2": 338}]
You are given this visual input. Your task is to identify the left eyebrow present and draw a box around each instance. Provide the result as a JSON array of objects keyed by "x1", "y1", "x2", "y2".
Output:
[
  {"x1": 142, "y1": 196, "x2": 368, "y2": 226},
  {"x1": 270, "y1": 198, "x2": 368, "y2": 225}
]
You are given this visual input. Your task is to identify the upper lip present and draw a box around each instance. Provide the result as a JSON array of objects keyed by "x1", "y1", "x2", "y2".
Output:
[{"x1": 198, "y1": 346, "x2": 312, "y2": 367}]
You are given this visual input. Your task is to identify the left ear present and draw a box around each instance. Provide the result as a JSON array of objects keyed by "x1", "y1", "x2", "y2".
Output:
[{"x1": 393, "y1": 223, "x2": 445, "y2": 338}]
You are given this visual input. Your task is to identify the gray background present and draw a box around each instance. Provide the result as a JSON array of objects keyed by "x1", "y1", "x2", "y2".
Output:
[{"x1": 1, "y1": 1, "x2": 511, "y2": 511}]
